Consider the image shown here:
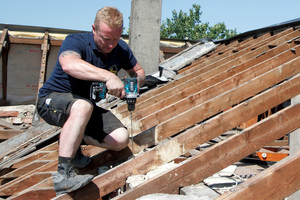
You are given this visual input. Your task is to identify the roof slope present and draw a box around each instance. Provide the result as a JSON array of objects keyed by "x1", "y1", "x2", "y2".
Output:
[{"x1": 0, "y1": 24, "x2": 300, "y2": 199}]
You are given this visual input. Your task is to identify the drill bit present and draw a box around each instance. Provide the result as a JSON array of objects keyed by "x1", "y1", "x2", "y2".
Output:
[{"x1": 130, "y1": 111, "x2": 135, "y2": 157}]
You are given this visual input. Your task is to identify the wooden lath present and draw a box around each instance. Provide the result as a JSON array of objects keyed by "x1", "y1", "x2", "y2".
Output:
[{"x1": 0, "y1": 26, "x2": 299, "y2": 199}]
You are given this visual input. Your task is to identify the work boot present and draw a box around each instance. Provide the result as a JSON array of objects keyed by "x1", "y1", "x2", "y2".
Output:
[
  {"x1": 52, "y1": 162, "x2": 94, "y2": 196},
  {"x1": 73, "y1": 147, "x2": 91, "y2": 168}
]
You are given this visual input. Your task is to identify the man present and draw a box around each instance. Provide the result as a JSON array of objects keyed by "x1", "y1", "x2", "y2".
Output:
[{"x1": 37, "y1": 7, "x2": 146, "y2": 196}]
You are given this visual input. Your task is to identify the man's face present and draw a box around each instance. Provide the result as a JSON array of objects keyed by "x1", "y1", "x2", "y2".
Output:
[{"x1": 93, "y1": 21, "x2": 123, "y2": 55}]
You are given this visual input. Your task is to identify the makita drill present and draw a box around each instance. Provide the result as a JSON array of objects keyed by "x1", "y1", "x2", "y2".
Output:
[
  {"x1": 123, "y1": 77, "x2": 138, "y2": 111},
  {"x1": 90, "y1": 77, "x2": 138, "y2": 155},
  {"x1": 90, "y1": 77, "x2": 138, "y2": 111}
]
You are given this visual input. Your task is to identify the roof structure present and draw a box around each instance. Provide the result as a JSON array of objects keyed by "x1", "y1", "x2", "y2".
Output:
[{"x1": 0, "y1": 20, "x2": 300, "y2": 199}]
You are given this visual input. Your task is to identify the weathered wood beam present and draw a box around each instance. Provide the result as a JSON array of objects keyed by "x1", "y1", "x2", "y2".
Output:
[
  {"x1": 0, "y1": 160, "x2": 57, "y2": 196},
  {"x1": 39, "y1": 32, "x2": 49, "y2": 90},
  {"x1": 32, "y1": 31, "x2": 50, "y2": 125},
  {"x1": 114, "y1": 103, "x2": 300, "y2": 200},
  {"x1": 265, "y1": 139, "x2": 288, "y2": 147},
  {"x1": 9, "y1": 36, "x2": 62, "y2": 46},
  {"x1": 9, "y1": 152, "x2": 51, "y2": 168},
  {"x1": 191, "y1": 31, "x2": 274, "y2": 67},
  {"x1": 155, "y1": 56, "x2": 300, "y2": 142},
  {"x1": 128, "y1": 42, "x2": 298, "y2": 121},
  {"x1": 114, "y1": 29, "x2": 300, "y2": 116},
  {"x1": 0, "y1": 119, "x2": 20, "y2": 130},
  {"x1": 1, "y1": 172, "x2": 52, "y2": 197},
  {"x1": 160, "y1": 46, "x2": 186, "y2": 54},
  {"x1": 186, "y1": 28, "x2": 296, "y2": 74},
  {"x1": 12, "y1": 186, "x2": 56, "y2": 200},
  {"x1": 0, "y1": 122, "x2": 59, "y2": 168},
  {"x1": 0, "y1": 161, "x2": 51, "y2": 182},
  {"x1": 216, "y1": 149, "x2": 300, "y2": 200},
  {"x1": 123, "y1": 46, "x2": 299, "y2": 135},
  {"x1": 0, "y1": 29, "x2": 9, "y2": 55},
  {"x1": 54, "y1": 73, "x2": 300, "y2": 200},
  {"x1": 0, "y1": 130, "x2": 24, "y2": 140},
  {"x1": 0, "y1": 28, "x2": 9, "y2": 102}
]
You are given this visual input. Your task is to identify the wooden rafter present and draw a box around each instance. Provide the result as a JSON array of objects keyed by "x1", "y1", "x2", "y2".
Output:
[{"x1": 114, "y1": 103, "x2": 300, "y2": 200}]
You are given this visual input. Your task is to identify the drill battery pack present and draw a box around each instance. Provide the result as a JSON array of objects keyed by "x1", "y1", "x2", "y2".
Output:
[{"x1": 90, "y1": 82, "x2": 106, "y2": 102}]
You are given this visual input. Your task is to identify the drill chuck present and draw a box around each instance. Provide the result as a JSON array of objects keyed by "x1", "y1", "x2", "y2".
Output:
[{"x1": 126, "y1": 98, "x2": 136, "y2": 111}]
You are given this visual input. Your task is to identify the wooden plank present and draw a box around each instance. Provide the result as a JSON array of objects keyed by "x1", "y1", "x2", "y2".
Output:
[
  {"x1": 0, "y1": 28, "x2": 9, "y2": 55},
  {"x1": 0, "y1": 119, "x2": 20, "y2": 130},
  {"x1": 155, "y1": 56, "x2": 300, "y2": 143},
  {"x1": 114, "y1": 102, "x2": 300, "y2": 200},
  {"x1": 0, "y1": 161, "x2": 51, "y2": 180},
  {"x1": 0, "y1": 122, "x2": 59, "y2": 166},
  {"x1": 191, "y1": 28, "x2": 298, "y2": 72},
  {"x1": 9, "y1": 36, "x2": 63, "y2": 46},
  {"x1": 160, "y1": 46, "x2": 186, "y2": 54},
  {"x1": 288, "y1": 94, "x2": 300, "y2": 199},
  {"x1": 181, "y1": 28, "x2": 296, "y2": 79},
  {"x1": 0, "y1": 172, "x2": 52, "y2": 196},
  {"x1": 0, "y1": 160, "x2": 57, "y2": 196},
  {"x1": 0, "y1": 28, "x2": 9, "y2": 102},
  {"x1": 10, "y1": 152, "x2": 53, "y2": 169},
  {"x1": 265, "y1": 139, "x2": 289, "y2": 147},
  {"x1": 216, "y1": 149, "x2": 300, "y2": 200},
  {"x1": 53, "y1": 72, "x2": 300, "y2": 200},
  {"x1": 32, "y1": 31, "x2": 50, "y2": 126},
  {"x1": 0, "y1": 130, "x2": 24, "y2": 140},
  {"x1": 0, "y1": 111, "x2": 18, "y2": 117},
  {"x1": 12, "y1": 188, "x2": 56, "y2": 200}
]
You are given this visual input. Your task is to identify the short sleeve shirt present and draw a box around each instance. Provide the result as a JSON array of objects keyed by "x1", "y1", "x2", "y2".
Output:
[{"x1": 38, "y1": 32, "x2": 137, "y2": 98}]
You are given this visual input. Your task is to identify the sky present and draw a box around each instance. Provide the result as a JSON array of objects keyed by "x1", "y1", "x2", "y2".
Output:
[{"x1": 1, "y1": 0, "x2": 299, "y2": 36}]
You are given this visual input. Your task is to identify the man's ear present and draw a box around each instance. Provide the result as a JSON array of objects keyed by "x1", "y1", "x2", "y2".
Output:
[{"x1": 92, "y1": 24, "x2": 96, "y2": 33}]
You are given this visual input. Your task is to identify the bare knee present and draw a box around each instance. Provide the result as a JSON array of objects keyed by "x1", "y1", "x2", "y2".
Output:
[
  {"x1": 71, "y1": 99, "x2": 93, "y2": 118},
  {"x1": 107, "y1": 128, "x2": 129, "y2": 151},
  {"x1": 85, "y1": 128, "x2": 129, "y2": 151}
]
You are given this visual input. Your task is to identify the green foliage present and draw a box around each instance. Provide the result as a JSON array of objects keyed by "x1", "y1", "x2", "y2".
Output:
[{"x1": 160, "y1": 4, "x2": 238, "y2": 40}]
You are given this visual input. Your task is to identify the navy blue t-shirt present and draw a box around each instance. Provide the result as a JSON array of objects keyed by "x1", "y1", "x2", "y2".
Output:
[{"x1": 38, "y1": 32, "x2": 137, "y2": 98}]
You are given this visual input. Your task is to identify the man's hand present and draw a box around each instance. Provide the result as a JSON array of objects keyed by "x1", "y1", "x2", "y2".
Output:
[{"x1": 106, "y1": 76, "x2": 125, "y2": 99}]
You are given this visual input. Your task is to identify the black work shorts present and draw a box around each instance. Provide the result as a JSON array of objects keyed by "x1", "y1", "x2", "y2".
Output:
[{"x1": 37, "y1": 92, "x2": 125, "y2": 142}]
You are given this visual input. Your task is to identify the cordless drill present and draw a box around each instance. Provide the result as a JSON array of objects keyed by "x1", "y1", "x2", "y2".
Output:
[
  {"x1": 90, "y1": 77, "x2": 138, "y2": 110},
  {"x1": 90, "y1": 77, "x2": 138, "y2": 156},
  {"x1": 123, "y1": 77, "x2": 138, "y2": 111}
]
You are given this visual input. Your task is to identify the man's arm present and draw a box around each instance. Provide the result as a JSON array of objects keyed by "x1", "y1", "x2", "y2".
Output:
[
  {"x1": 59, "y1": 50, "x2": 125, "y2": 98},
  {"x1": 126, "y1": 62, "x2": 146, "y2": 89}
]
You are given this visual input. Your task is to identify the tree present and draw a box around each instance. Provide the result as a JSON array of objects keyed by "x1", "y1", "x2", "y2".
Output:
[{"x1": 160, "y1": 4, "x2": 238, "y2": 40}]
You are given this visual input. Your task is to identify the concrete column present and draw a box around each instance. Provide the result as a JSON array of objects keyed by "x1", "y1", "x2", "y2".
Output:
[
  {"x1": 129, "y1": 0, "x2": 162, "y2": 75},
  {"x1": 287, "y1": 94, "x2": 300, "y2": 199}
]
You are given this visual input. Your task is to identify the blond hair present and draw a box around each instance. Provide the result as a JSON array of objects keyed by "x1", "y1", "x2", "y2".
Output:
[{"x1": 94, "y1": 7, "x2": 123, "y2": 29}]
